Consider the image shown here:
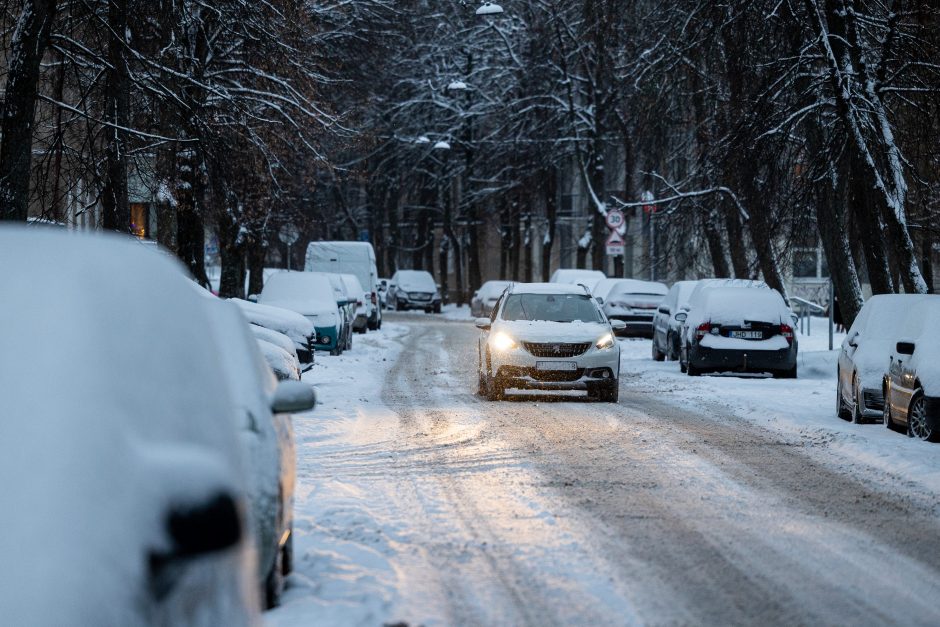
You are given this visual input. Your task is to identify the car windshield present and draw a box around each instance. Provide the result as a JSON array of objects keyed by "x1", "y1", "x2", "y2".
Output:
[{"x1": 500, "y1": 293, "x2": 603, "y2": 323}]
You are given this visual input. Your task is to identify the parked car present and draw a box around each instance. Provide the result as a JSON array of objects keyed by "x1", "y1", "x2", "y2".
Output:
[
  {"x1": 339, "y1": 273, "x2": 369, "y2": 333},
  {"x1": 549, "y1": 268, "x2": 607, "y2": 292},
  {"x1": 203, "y1": 298, "x2": 315, "y2": 607},
  {"x1": 305, "y1": 241, "x2": 382, "y2": 330},
  {"x1": 594, "y1": 279, "x2": 668, "y2": 337},
  {"x1": 248, "y1": 324, "x2": 301, "y2": 371},
  {"x1": 652, "y1": 280, "x2": 698, "y2": 361},
  {"x1": 837, "y1": 294, "x2": 937, "y2": 423},
  {"x1": 259, "y1": 271, "x2": 344, "y2": 355},
  {"x1": 231, "y1": 297, "x2": 317, "y2": 364},
  {"x1": 257, "y1": 339, "x2": 302, "y2": 381},
  {"x1": 378, "y1": 278, "x2": 390, "y2": 310},
  {"x1": 0, "y1": 227, "x2": 259, "y2": 624},
  {"x1": 475, "y1": 283, "x2": 626, "y2": 402},
  {"x1": 315, "y1": 271, "x2": 355, "y2": 350},
  {"x1": 471, "y1": 280, "x2": 512, "y2": 318},
  {"x1": 676, "y1": 278, "x2": 770, "y2": 355},
  {"x1": 883, "y1": 298, "x2": 940, "y2": 441},
  {"x1": 388, "y1": 269, "x2": 442, "y2": 312},
  {"x1": 678, "y1": 286, "x2": 797, "y2": 377}
]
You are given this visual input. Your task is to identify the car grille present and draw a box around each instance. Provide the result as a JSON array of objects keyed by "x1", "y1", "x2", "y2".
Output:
[
  {"x1": 409, "y1": 292, "x2": 432, "y2": 301},
  {"x1": 522, "y1": 342, "x2": 591, "y2": 358}
]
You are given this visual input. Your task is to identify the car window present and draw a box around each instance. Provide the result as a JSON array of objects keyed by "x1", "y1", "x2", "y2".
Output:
[{"x1": 500, "y1": 293, "x2": 604, "y2": 323}]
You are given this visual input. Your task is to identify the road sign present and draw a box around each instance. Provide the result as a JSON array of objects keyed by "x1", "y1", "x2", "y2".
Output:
[
  {"x1": 605, "y1": 209, "x2": 625, "y2": 230},
  {"x1": 278, "y1": 223, "x2": 300, "y2": 246},
  {"x1": 605, "y1": 229, "x2": 625, "y2": 256}
]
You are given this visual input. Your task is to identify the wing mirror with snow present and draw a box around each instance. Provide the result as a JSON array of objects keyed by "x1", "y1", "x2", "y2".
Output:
[
  {"x1": 595, "y1": 296, "x2": 605, "y2": 305},
  {"x1": 610, "y1": 320, "x2": 627, "y2": 332},
  {"x1": 674, "y1": 312, "x2": 688, "y2": 323},
  {"x1": 270, "y1": 380, "x2": 317, "y2": 413},
  {"x1": 475, "y1": 318, "x2": 491, "y2": 331},
  {"x1": 896, "y1": 341, "x2": 916, "y2": 356}
]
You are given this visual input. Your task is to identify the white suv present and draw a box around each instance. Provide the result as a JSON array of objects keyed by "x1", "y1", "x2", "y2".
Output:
[{"x1": 476, "y1": 283, "x2": 625, "y2": 402}]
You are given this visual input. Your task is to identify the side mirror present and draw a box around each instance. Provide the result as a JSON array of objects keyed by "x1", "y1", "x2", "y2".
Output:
[
  {"x1": 247, "y1": 294, "x2": 259, "y2": 303},
  {"x1": 150, "y1": 492, "x2": 242, "y2": 600},
  {"x1": 674, "y1": 312, "x2": 688, "y2": 323},
  {"x1": 595, "y1": 296, "x2": 605, "y2": 305},
  {"x1": 610, "y1": 320, "x2": 627, "y2": 331},
  {"x1": 270, "y1": 380, "x2": 317, "y2": 413},
  {"x1": 896, "y1": 341, "x2": 916, "y2": 356},
  {"x1": 658, "y1": 306, "x2": 670, "y2": 315},
  {"x1": 475, "y1": 317, "x2": 491, "y2": 330}
]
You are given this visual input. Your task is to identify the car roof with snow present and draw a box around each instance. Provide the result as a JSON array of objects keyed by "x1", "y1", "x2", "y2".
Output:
[{"x1": 508, "y1": 282, "x2": 592, "y2": 296}]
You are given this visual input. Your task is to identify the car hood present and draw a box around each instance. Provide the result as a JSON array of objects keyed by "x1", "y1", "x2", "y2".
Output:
[{"x1": 494, "y1": 320, "x2": 610, "y2": 343}]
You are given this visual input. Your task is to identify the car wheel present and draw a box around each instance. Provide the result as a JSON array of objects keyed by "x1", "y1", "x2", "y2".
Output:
[
  {"x1": 433, "y1": 303, "x2": 442, "y2": 314},
  {"x1": 687, "y1": 362, "x2": 701, "y2": 377},
  {"x1": 884, "y1": 392, "x2": 899, "y2": 431},
  {"x1": 424, "y1": 307, "x2": 432, "y2": 313},
  {"x1": 396, "y1": 300, "x2": 404, "y2": 311},
  {"x1": 852, "y1": 378, "x2": 864, "y2": 423},
  {"x1": 836, "y1": 378, "x2": 851, "y2": 420},
  {"x1": 651, "y1": 341, "x2": 665, "y2": 362},
  {"x1": 667, "y1": 333, "x2": 679, "y2": 361},
  {"x1": 775, "y1": 365, "x2": 797, "y2": 379},
  {"x1": 908, "y1": 392, "x2": 937, "y2": 441},
  {"x1": 591, "y1": 380, "x2": 619, "y2": 402}
]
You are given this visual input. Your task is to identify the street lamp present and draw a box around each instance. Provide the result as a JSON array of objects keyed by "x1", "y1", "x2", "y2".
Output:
[{"x1": 475, "y1": 2, "x2": 504, "y2": 16}]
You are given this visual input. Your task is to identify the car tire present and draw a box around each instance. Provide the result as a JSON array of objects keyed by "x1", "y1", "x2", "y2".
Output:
[
  {"x1": 396, "y1": 300, "x2": 404, "y2": 311},
  {"x1": 687, "y1": 361, "x2": 700, "y2": 376},
  {"x1": 667, "y1": 333, "x2": 679, "y2": 361},
  {"x1": 836, "y1": 378, "x2": 851, "y2": 420},
  {"x1": 884, "y1": 392, "x2": 899, "y2": 432},
  {"x1": 908, "y1": 392, "x2": 937, "y2": 442},
  {"x1": 774, "y1": 365, "x2": 797, "y2": 379},
  {"x1": 433, "y1": 303, "x2": 442, "y2": 314},
  {"x1": 651, "y1": 341, "x2": 665, "y2": 362},
  {"x1": 589, "y1": 380, "x2": 619, "y2": 402},
  {"x1": 852, "y1": 378, "x2": 865, "y2": 423}
]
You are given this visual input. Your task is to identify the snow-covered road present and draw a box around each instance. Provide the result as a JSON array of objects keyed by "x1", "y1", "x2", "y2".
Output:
[{"x1": 268, "y1": 314, "x2": 940, "y2": 626}]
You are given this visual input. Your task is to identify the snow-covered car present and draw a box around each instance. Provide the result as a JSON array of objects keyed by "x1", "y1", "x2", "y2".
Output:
[
  {"x1": 305, "y1": 241, "x2": 382, "y2": 331},
  {"x1": 651, "y1": 280, "x2": 697, "y2": 361},
  {"x1": 882, "y1": 298, "x2": 940, "y2": 441},
  {"x1": 378, "y1": 278, "x2": 390, "y2": 309},
  {"x1": 676, "y1": 278, "x2": 770, "y2": 355},
  {"x1": 311, "y1": 271, "x2": 355, "y2": 351},
  {"x1": 593, "y1": 278, "x2": 668, "y2": 338},
  {"x1": 677, "y1": 286, "x2": 797, "y2": 377},
  {"x1": 475, "y1": 283, "x2": 626, "y2": 402},
  {"x1": 339, "y1": 272, "x2": 369, "y2": 333},
  {"x1": 259, "y1": 271, "x2": 344, "y2": 355},
  {"x1": 203, "y1": 298, "x2": 315, "y2": 607},
  {"x1": 549, "y1": 268, "x2": 607, "y2": 292},
  {"x1": 249, "y1": 324, "x2": 301, "y2": 371},
  {"x1": 0, "y1": 227, "x2": 259, "y2": 624},
  {"x1": 232, "y1": 297, "x2": 316, "y2": 363},
  {"x1": 470, "y1": 280, "x2": 512, "y2": 318},
  {"x1": 388, "y1": 269, "x2": 442, "y2": 312},
  {"x1": 836, "y1": 294, "x2": 938, "y2": 423},
  {"x1": 257, "y1": 338, "x2": 302, "y2": 381}
]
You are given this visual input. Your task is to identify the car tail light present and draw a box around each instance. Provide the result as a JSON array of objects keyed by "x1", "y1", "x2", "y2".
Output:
[
  {"x1": 371, "y1": 291, "x2": 377, "y2": 305},
  {"x1": 695, "y1": 322, "x2": 711, "y2": 339},
  {"x1": 780, "y1": 324, "x2": 794, "y2": 345}
]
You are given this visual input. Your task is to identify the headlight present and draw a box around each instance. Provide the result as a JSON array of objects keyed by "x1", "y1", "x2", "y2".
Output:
[
  {"x1": 490, "y1": 331, "x2": 517, "y2": 351},
  {"x1": 596, "y1": 333, "x2": 614, "y2": 350}
]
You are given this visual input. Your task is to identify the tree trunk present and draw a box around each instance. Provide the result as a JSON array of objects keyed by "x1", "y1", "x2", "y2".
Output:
[
  {"x1": 247, "y1": 240, "x2": 266, "y2": 298},
  {"x1": 0, "y1": 0, "x2": 58, "y2": 221},
  {"x1": 702, "y1": 209, "x2": 730, "y2": 278},
  {"x1": 724, "y1": 208, "x2": 749, "y2": 278},
  {"x1": 541, "y1": 169, "x2": 558, "y2": 282},
  {"x1": 816, "y1": 165, "x2": 865, "y2": 327},
  {"x1": 101, "y1": 0, "x2": 131, "y2": 232}
]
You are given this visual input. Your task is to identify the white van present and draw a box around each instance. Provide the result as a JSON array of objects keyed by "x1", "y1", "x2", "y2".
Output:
[{"x1": 305, "y1": 241, "x2": 382, "y2": 330}]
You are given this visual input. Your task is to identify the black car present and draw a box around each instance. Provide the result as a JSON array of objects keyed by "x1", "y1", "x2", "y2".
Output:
[{"x1": 678, "y1": 286, "x2": 797, "y2": 378}]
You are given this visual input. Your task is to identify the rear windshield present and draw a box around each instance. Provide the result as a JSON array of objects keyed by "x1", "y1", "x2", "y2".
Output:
[{"x1": 500, "y1": 293, "x2": 604, "y2": 323}]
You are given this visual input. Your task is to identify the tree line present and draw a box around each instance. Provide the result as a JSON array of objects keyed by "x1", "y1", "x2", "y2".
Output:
[{"x1": 2, "y1": 1, "x2": 939, "y2": 327}]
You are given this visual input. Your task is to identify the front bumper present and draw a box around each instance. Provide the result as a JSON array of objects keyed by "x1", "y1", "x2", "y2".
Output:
[
  {"x1": 608, "y1": 314, "x2": 654, "y2": 337},
  {"x1": 689, "y1": 343, "x2": 796, "y2": 373},
  {"x1": 858, "y1": 386, "x2": 886, "y2": 417},
  {"x1": 313, "y1": 325, "x2": 339, "y2": 351},
  {"x1": 400, "y1": 296, "x2": 441, "y2": 309},
  {"x1": 489, "y1": 343, "x2": 620, "y2": 390}
]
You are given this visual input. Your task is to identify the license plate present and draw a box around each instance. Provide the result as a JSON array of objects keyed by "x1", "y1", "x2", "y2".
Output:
[
  {"x1": 536, "y1": 361, "x2": 577, "y2": 371},
  {"x1": 729, "y1": 330, "x2": 763, "y2": 339}
]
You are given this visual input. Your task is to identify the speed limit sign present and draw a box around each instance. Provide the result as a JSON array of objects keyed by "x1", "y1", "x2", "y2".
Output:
[{"x1": 605, "y1": 209, "x2": 625, "y2": 230}]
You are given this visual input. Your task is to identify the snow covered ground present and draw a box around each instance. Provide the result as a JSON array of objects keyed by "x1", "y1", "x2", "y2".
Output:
[
  {"x1": 617, "y1": 321, "x2": 940, "y2": 495},
  {"x1": 267, "y1": 314, "x2": 940, "y2": 626}
]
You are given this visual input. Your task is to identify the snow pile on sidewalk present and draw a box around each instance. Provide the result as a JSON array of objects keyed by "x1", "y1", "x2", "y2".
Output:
[
  {"x1": 265, "y1": 324, "x2": 409, "y2": 627},
  {"x1": 619, "y1": 320, "x2": 940, "y2": 494}
]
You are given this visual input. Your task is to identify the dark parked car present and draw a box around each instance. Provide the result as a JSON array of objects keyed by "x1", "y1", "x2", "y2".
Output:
[
  {"x1": 471, "y1": 280, "x2": 511, "y2": 318},
  {"x1": 651, "y1": 280, "x2": 697, "y2": 361},
  {"x1": 883, "y1": 299, "x2": 940, "y2": 441},
  {"x1": 678, "y1": 287, "x2": 797, "y2": 377},
  {"x1": 388, "y1": 270, "x2": 442, "y2": 313}
]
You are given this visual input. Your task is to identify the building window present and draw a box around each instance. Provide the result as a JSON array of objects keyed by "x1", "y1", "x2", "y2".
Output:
[{"x1": 793, "y1": 242, "x2": 829, "y2": 280}]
